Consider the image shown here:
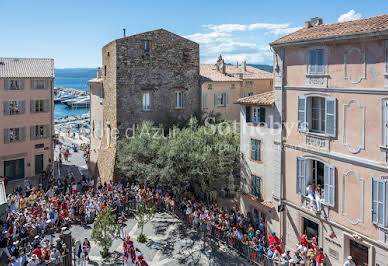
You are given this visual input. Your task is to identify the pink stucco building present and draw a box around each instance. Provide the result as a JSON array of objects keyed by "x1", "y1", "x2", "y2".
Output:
[
  {"x1": 0, "y1": 58, "x2": 54, "y2": 189},
  {"x1": 271, "y1": 15, "x2": 388, "y2": 265}
]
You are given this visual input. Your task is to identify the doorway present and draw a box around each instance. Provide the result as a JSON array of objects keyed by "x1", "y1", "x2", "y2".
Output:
[
  {"x1": 35, "y1": 154, "x2": 44, "y2": 175},
  {"x1": 349, "y1": 240, "x2": 368, "y2": 266},
  {"x1": 4, "y1": 158, "x2": 25, "y2": 180},
  {"x1": 303, "y1": 217, "x2": 319, "y2": 240}
]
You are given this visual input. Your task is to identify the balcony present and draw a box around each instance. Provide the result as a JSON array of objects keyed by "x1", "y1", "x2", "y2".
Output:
[
  {"x1": 302, "y1": 132, "x2": 330, "y2": 152},
  {"x1": 301, "y1": 195, "x2": 329, "y2": 219}
]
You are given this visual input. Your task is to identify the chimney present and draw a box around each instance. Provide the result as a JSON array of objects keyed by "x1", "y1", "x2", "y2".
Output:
[
  {"x1": 242, "y1": 60, "x2": 247, "y2": 71},
  {"x1": 304, "y1": 21, "x2": 312, "y2": 29},
  {"x1": 123, "y1": 28, "x2": 126, "y2": 37},
  {"x1": 97, "y1": 67, "x2": 101, "y2": 79}
]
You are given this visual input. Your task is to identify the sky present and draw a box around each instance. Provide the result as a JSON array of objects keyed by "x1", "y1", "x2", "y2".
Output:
[{"x1": 0, "y1": 0, "x2": 386, "y2": 68}]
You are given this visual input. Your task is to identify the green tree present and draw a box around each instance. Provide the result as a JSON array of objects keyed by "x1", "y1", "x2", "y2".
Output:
[
  {"x1": 135, "y1": 194, "x2": 157, "y2": 243},
  {"x1": 117, "y1": 116, "x2": 240, "y2": 195},
  {"x1": 91, "y1": 207, "x2": 120, "y2": 258}
]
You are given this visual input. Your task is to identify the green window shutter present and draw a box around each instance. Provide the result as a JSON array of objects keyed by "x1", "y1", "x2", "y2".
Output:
[
  {"x1": 4, "y1": 80, "x2": 9, "y2": 90},
  {"x1": 31, "y1": 80, "x2": 34, "y2": 89},
  {"x1": 251, "y1": 175, "x2": 256, "y2": 196},
  {"x1": 44, "y1": 80, "x2": 49, "y2": 89},
  {"x1": 214, "y1": 93, "x2": 218, "y2": 106},
  {"x1": 324, "y1": 164, "x2": 335, "y2": 207},
  {"x1": 44, "y1": 99, "x2": 49, "y2": 112},
  {"x1": 30, "y1": 126, "x2": 36, "y2": 140},
  {"x1": 20, "y1": 127, "x2": 26, "y2": 142},
  {"x1": 256, "y1": 176, "x2": 261, "y2": 198},
  {"x1": 3, "y1": 101, "x2": 9, "y2": 115},
  {"x1": 19, "y1": 80, "x2": 24, "y2": 90},
  {"x1": 30, "y1": 100, "x2": 35, "y2": 113},
  {"x1": 4, "y1": 129, "x2": 9, "y2": 144},
  {"x1": 245, "y1": 106, "x2": 251, "y2": 122},
  {"x1": 259, "y1": 107, "x2": 266, "y2": 123},
  {"x1": 44, "y1": 125, "x2": 50, "y2": 138},
  {"x1": 298, "y1": 96, "x2": 307, "y2": 132},
  {"x1": 225, "y1": 93, "x2": 230, "y2": 106},
  {"x1": 251, "y1": 139, "x2": 255, "y2": 159},
  {"x1": 20, "y1": 101, "x2": 25, "y2": 114},
  {"x1": 296, "y1": 157, "x2": 306, "y2": 194},
  {"x1": 257, "y1": 140, "x2": 261, "y2": 160}
]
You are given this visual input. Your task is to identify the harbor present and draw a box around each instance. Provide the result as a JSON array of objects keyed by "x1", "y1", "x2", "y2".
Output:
[{"x1": 54, "y1": 86, "x2": 90, "y2": 108}]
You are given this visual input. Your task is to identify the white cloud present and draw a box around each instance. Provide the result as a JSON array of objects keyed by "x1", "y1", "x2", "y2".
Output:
[
  {"x1": 186, "y1": 21, "x2": 298, "y2": 65},
  {"x1": 338, "y1": 10, "x2": 362, "y2": 22}
]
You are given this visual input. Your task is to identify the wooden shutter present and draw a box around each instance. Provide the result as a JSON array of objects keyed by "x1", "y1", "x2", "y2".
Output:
[
  {"x1": 214, "y1": 93, "x2": 218, "y2": 106},
  {"x1": 325, "y1": 97, "x2": 337, "y2": 137},
  {"x1": 251, "y1": 175, "x2": 256, "y2": 196},
  {"x1": 30, "y1": 80, "x2": 34, "y2": 89},
  {"x1": 43, "y1": 99, "x2": 49, "y2": 112},
  {"x1": 30, "y1": 100, "x2": 35, "y2": 113},
  {"x1": 20, "y1": 127, "x2": 26, "y2": 142},
  {"x1": 44, "y1": 80, "x2": 49, "y2": 89},
  {"x1": 256, "y1": 176, "x2": 261, "y2": 198},
  {"x1": 4, "y1": 129, "x2": 9, "y2": 144},
  {"x1": 30, "y1": 126, "x2": 36, "y2": 140},
  {"x1": 296, "y1": 157, "x2": 306, "y2": 194},
  {"x1": 19, "y1": 80, "x2": 24, "y2": 90},
  {"x1": 372, "y1": 177, "x2": 386, "y2": 226},
  {"x1": 308, "y1": 50, "x2": 315, "y2": 73},
  {"x1": 43, "y1": 125, "x2": 50, "y2": 138},
  {"x1": 4, "y1": 80, "x2": 9, "y2": 90},
  {"x1": 259, "y1": 107, "x2": 266, "y2": 123},
  {"x1": 317, "y1": 49, "x2": 324, "y2": 74},
  {"x1": 225, "y1": 93, "x2": 230, "y2": 106},
  {"x1": 20, "y1": 101, "x2": 25, "y2": 114},
  {"x1": 251, "y1": 139, "x2": 256, "y2": 160},
  {"x1": 245, "y1": 106, "x2": 251, "y2": 123},
  {"x1": 385, "y1": 103, "x2": 388, "y2": 146},
  {"x1": 3, "y1": 101, "x2": 9, "y2": 115},
  {"x1": 298, "y1": 96, "x2": 307, "y2": 132},
  {"x1": 324, "y1": 164, "x2": 335, "y2": 207}
]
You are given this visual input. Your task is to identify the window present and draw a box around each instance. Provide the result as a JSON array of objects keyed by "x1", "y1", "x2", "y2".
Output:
[
  {"x1": 245, "y1": 106, "x2": 251, "y2": 123},
  {"x1": 144, "y1": 41, "x2": 150, "y2": 52},
  {"x1": 372, "y1": 177, "x2": 388, "y2": 227},
  {"x1": 5, "y1": 80, "x2": 23, "y2": 90},
  {"x1": 214, "y1": 93, "x2": 229, "y2": 107},
  {"x1": 253, "y1": 107, "x2": 266, "y2": 124},
  {"x1": 308, "y1": 49, "x2": 326, "y2": 74},
  {"x1": 143, "y1": 92, "x2": 151, "y2": 111},
  {"x1": 4, "y1": 127, "x2": 25, "y2": 143},
  {"x1": 30, "y1": 125, "x2": 49, "y2": 140},
  {"x1": 298, "y1": 95, "x2": 336, "y2": 137},
  {"x1": 202, "y1": 94, "x2": 208, "y2": 109},
  {"x1": 252, "y1": 175, "x2": 261, "y2": 198},
  {"x1": 296, "y1": 157, "x2": 335, "y2": 207},
  {"x1": 383, "y1": 100, "x2": 388, "y2": 147},
  {"x1": 104, "y1": 66, "x2": 106, "y2": 77},
  {"x1": 4, "y1": 101, "x2": 24, "y2": 115},
  {"x1": 31, "y1": 80, "x2": 47, "y2": 89},
  {"x1": 245, "y1": 81, "x2": 254, "y2": 88},
  {"x1": 247, "y1": 92, "x2": 254, "y2": 97},
  {"x1": 208, "y1": 84, "x2": 212, "y2": 90},
  {"x1": 176, "y1": 91, "x2": 183, "y2": 109},
  {"x1": 251, "y1": 139, "x2": 261, "y2": 161},
  {"x1": 182, "y1": 51, "x2": 189, "y2": 62},
  {"x1": 231, "y1": 83, "x2": 236, "y2": 89}
]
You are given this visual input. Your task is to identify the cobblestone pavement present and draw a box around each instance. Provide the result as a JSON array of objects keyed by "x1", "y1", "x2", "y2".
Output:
[{"x1": 69, "y1": 212, "x2": 249, "y2": 266}]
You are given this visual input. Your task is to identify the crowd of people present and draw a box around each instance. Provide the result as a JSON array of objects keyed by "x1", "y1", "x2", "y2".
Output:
[{"x1": 2, "y1": 169, "x2": 330, "y2": 266}]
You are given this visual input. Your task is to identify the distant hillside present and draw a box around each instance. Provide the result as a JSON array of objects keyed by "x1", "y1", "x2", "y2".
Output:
[
  {"x1": 55, "y1": 68, "x2": 97, "y2": 78},
  {"x1": 248, "y1": 64, "x2": 273, "y2": 73}
]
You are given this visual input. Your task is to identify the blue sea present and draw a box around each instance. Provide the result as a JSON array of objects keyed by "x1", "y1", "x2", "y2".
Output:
[{"x1": 54, "y1": 68, "x2": 96, "y2": 119}]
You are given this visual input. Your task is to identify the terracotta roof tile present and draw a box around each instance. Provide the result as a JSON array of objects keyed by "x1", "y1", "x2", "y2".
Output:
[
  {"x1": 236, "y1": 90, "x2": 274, "y2": 105},
  {"x1": 0, "y1": 58, "x2": 54, "y2": 78},
  {"x1": 241, "y1": 192, "x2": 275, "y2": 209},
  {"x1": 200, "y1": 64, "x2": 242, "y2": 82},
  {"x1": 271, "y1": 14, "x2": 388, "y2": 46},
  {"x1": 200, "y1": 64, "x2": 272, "y2": 82}
]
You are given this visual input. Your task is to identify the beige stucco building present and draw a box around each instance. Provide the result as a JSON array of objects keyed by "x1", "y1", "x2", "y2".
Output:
[
  {"x1": 200, "y1": 56, "x2": 272, "y2": 121},
  {"x1": 271, "y1": 15, "x2": 388, "y2": 265},
  {"x1": 237, "y1": 90, "x2": 283, "y2": 237},
  {"x1": 0, "y1": 58, "x2": 54, "y2": 188}
]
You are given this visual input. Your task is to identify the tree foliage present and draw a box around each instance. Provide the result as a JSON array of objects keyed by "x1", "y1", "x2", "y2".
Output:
[
  {"x1": 117, "y1": 115, "x2": 240, "y2": 194},
  {"x1": 91, "y1": 207, "x2": 120, "y2": 257},
  {"x1": 135, "y1": 194, "x2": 157, "y2": 242}
]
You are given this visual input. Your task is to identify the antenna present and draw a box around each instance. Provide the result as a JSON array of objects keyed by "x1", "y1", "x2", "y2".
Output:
[{"x1": 123, "y1": 28, "x2": 126, "y2": 37}]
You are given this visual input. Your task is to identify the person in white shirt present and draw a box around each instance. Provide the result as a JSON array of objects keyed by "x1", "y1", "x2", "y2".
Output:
[
  {"x1": 343, "y1": 256, "x2": 356, "y2": 266},
  {"x1": 27, "y1": 254, "x2": 40, "y2": 266}
]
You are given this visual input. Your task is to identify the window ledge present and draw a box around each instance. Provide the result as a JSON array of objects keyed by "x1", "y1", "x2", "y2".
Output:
[
  {"x1": 175, "y1": 107, "x2": 184, "y2": 110},
  {"x1": 302, "y1": 131, "x2": 330, "y2": 139},
  {"x1": 306, "y1": 73, "x2": 329, "y2": 77}
]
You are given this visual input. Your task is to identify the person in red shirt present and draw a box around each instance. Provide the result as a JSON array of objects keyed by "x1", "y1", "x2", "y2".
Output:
[
  {"x1": 300, "y1": 234, "x2": 310, "y2": 248},
  {"x1": 316, "y1": 247, "x2": 325, "y2": 266},
  {"x1": 268, "y1": 232, "x2": 281, "y2": 246},
  {"x1": 31, "y1": 246, "x2": 42, "y2": 259},
  {"x1": 273, "y1": 242, "x2": 283, "y2": 255}
]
